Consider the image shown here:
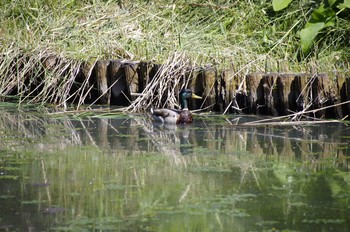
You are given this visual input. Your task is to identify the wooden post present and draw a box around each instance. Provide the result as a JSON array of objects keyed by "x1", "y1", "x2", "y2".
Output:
[
  {"x1": 246, "y1": 73, "x2": 264, "y2": 114},
  {"x1": 192, "y1": 67, "x2": 217, "y2": 111},
  {"x1": 95, "y1": 60, "x2": 110, "y2": 104},
  {"x1": 108, "y1": 60, "x2": 130, "y2": 106},
  {"x1": 123, "y1": 61, "x2": 139, "y2": 100}
]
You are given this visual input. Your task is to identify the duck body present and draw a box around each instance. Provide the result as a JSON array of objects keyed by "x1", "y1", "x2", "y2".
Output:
[
  {"x1": 151, "y1": 89, "x2": 201, "y2": 124},
  {"x1": 151, "y1": 108, "x2": 193, "y2": 124}
]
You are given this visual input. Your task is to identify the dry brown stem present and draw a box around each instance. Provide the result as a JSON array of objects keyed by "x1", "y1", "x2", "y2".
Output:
[
  {"x1": 124, "y1": 52, "x2": 191, "y2": 113},
  {"x1": 240, "y1": 100, "x2": 350, "y2": 126}
]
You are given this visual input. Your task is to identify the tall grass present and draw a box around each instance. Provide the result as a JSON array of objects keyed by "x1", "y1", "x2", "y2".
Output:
[{"x1": 0, "y1": 0, "x2": 349, "y2": 106}]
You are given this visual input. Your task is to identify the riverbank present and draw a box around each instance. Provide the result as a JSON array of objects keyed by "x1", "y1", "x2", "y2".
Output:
[{"x1": 1, "y1": 1, "x2": 349, "y2": 117}]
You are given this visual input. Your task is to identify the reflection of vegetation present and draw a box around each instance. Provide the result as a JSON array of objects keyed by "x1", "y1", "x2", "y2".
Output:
[
  {"x1": 1, "y1": 108, "x2": 350, "y2": 231},
  {"x1": 8, "y1": 147, "x2": 348, "y2": 231}
]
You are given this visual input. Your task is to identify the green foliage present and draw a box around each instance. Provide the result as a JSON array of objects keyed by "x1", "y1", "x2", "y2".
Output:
[
  {"x1": 272, "y1": 0, "x2": 294, "y2": 11},
  {"x1": 272, "y1": 0, "x2": 350, "y2": 55},
  {"x1": 299, "y1": 3, "x2": 337, "y2": 54},
  {"x1": 339, "y1": 0, "x2": 350, "y2": 8},
  {"x1": 299, "y1": 22, "x2": 325, "y2": 54}
]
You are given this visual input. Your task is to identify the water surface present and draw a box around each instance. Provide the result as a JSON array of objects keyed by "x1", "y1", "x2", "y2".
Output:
[{"x1": 1, "y1": 106, "x2": 350, "y2": 231}]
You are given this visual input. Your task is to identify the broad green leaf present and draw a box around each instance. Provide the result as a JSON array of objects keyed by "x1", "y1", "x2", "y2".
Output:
[
  {"x1": 339, "y1": 0, "x2": 350, "y2": 8},
  {"x1": 299, "y1": 22, "x2": 325, "y2": 54},
  {"x1": 272, "y1": 0, "x2": 293, "y2": 11}
]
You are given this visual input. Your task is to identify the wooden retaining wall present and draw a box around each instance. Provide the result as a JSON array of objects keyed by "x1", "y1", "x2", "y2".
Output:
[
  {"x1": 13, "y1": 57, "x2": 350, "y2": 118},
  {"x1": 0, "y1": 55, "x2": 334, "y2": 118}
]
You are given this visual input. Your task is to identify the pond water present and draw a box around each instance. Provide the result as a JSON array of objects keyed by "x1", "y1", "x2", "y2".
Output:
[{"x1": 1, "y1": 105, "x2": 350, "y2": 231}]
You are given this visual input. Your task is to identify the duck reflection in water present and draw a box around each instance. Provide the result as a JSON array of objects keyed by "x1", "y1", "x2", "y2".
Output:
[
  {"x1": 147, "y1": 88, "x2": 202, "y2": 155},
  {"x1": 151, "y1": 122, "x2": 193, "y2": 155}
]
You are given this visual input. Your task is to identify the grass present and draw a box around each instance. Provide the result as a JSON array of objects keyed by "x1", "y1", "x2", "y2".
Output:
[{"x1": 0, "y1": 0, "x2": 349, "y2": 107}]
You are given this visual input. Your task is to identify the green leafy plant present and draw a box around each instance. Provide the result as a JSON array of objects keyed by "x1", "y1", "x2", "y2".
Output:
[
  {"x1": 272, "y1": 0, "x2": 294, "y2": 11},
  {"x1": 272, "y1": 0, "x2": 350, "y2": 54}
]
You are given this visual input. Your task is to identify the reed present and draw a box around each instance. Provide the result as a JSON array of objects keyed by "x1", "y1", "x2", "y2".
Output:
[
  {"x1": 0, "y1": 47, "x2": 84, "y2": 107},
  {"x1": 125, "y1": 52, "x2": 193, "y2": 112}
]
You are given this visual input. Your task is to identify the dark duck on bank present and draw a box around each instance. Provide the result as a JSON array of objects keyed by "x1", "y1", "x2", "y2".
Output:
[{"x1": 151, "y1": 89, "x2": 202, "y2": 124}]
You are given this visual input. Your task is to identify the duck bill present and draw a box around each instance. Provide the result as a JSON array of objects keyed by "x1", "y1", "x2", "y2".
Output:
[{"x1": 191, "y1": 93, "x2": 202, "y2": 99}]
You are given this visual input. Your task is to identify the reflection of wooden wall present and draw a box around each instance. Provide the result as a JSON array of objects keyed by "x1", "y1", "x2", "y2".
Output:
[
  {"x1": 79, "y1": 117, "x2": 349, "y2": 166},
  {"x1": 1, "y1": 111, "x2": 348, "y2": 169},
  {"x1": 186, "y1": 123, "x2": 349, "y2": 169}
]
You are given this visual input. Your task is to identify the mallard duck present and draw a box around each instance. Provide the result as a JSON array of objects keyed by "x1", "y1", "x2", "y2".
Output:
[{"x1": 151, "y1": 89, "x2": 202, "y2": 124}]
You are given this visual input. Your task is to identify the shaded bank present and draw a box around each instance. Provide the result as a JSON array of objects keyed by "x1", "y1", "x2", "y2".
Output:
[{"x1": 0, "y1": 51, "x2": 349, "y2": 118}]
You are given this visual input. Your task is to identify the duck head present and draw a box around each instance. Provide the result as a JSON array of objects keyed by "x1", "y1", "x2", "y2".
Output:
[{"x1": 179, "y1": 89, "x2": 202, "y2": 110}]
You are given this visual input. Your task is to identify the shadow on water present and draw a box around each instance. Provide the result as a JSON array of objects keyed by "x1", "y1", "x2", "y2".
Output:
[{"x1": 1, "y1": 106, "x2": 350, "y2": 231}]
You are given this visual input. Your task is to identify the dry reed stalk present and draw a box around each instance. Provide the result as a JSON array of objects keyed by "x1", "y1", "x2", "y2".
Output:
[
  {"x1": 19, "y1": 52, "x2": 83, "y2": 107},
  {"x1": 239, "y1": 120, "x2": 342, "y2": 126},
  {"x1": 0, "y1": 49, "x2": 28, "y2": 97},
  {"x1": 222, "y1": 69, "x2": 248, "y2": 114},
  {"x1": 61, "y1": 59, "x2": 98, "y2": 109},
  {"x1": 125, "y1": 52, "x2": 192, "y2": 113},
  {"x1": 0, "y1": 46, "x2": 90, "y2": 109},
  {"x1": 240, "y1": 99, "x2": 350, "y2": 126}
]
